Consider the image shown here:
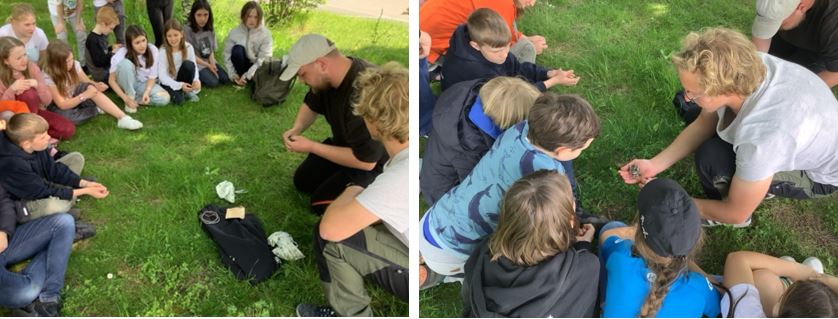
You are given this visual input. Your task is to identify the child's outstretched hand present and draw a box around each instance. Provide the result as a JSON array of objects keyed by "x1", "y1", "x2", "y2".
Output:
[
  {"x1": 550, "y1": 69, "x2": 580, "y2": 86},
  {"x1": 576, "y1": 223, "x2": 595, "y2": 243}
]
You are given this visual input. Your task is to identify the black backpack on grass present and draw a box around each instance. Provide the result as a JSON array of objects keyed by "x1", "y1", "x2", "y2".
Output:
[
  {"x1": 198, "y1": 204, "x2": 279, "y2": 284},
  {"x1": 251, "y1": 56, "x2": 296, "y2": 107}
]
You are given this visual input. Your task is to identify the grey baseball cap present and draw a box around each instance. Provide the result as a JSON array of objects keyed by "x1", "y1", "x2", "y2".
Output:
[
  {"x1": 279, "y1": 34, "x2": 337, "y2": 81},
  {"x1": 752, "y1": 0, "x2": 799, "y2": 39}
]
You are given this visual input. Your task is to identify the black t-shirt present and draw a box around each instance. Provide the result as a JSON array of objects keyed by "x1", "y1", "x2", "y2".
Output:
[
  {"x1": 778, "y1": 0, "x2": 838, "y2": 72},
  {"x1": 304, "y1": 57, "x2": 387, "y2": 166},
  {"x1": 85, "y1": 31, "x2": 112, "y2": 68}
]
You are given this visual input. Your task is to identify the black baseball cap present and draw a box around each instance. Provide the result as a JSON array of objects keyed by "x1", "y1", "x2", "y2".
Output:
[{"x1": 637, "y1": 178, "x2": 701, "y2": 257}]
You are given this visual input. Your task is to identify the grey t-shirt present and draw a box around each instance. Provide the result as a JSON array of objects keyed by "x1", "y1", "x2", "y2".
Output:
[
  {"x1": 717, "y1": 53, "x2": 838, "y2": 185},
  {"x1": 356, "y1": 148, "x2": 409, "y2": 246},
  {"x1": 183, "y1": 25, "x2": 217, "y2": 71}
]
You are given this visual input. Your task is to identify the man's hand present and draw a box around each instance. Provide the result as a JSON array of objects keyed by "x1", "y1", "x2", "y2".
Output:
[
  {"x1": 619, "y1": 158, "x2": 662, "y2": 186},
  {"x1": 526, "y1": 35, "x2": 548, "y2": 54},
  {"x1": 0, "y1": 231, "x2": 7, "y2": 255},
  {"x1": 576, "y1": 223, "x2": 595, "y2": 243},
  {"x1": 419, "y1": 30, "x2": 431, "y2": 59},
  {"x1": 285, "y1": 134, "x2": 314, "y2": 153},
  {"x1": 282, "y1": 128, "x2": 301, "y2": 150}
]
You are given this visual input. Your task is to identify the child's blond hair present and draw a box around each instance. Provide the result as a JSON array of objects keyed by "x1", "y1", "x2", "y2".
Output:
[
  {"x1": 479, "y1": 77, "x2": 540, "y2": 129},
  {"x1": 352, "y1": 62, "x2": 408, "y2": 143},
  {"x1": 6, "y1": 3, "x2": 35, "y2": 24},
  {"x1": 467, "y1": 8, "x2": 511, "y2": 48},
  {"x1": 489, "y1": 170, "x2": 576, "y2": 266},
  {"x1": 95, "y1": 6, "x2": 119, "y2": 26},
  {"x1": 5, "y1": 113, "x2": 48, "y2": 144}
]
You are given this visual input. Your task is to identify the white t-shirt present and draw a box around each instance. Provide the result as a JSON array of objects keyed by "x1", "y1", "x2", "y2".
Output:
[
  {"x1": 93, "y1": 0, "x2": 109, "y2": 7},
  {"x1": 356, "y1": 148, "x2": 409, "y2": 246},
  {"x1": 717, "y1": 53, "x2": 838, "y2": 185},
  {"x1": 157, "y1": 43, "x2": 199, "y2": 90},
  {"x1": 720, "y1": 283, "x2": 766, "y2": 318},
  {"x1": 109, "y1": 45, "x2": 160, "y2": 82},
  {"x1": 47, "y1": 0, "x2": 79, "y2": 16},
  {"x1": 43, "y1": 60, "x2": 83, "y2": 96},
  {"x1": 0, "y1": 24, "x2": 49, "y2": 63}
]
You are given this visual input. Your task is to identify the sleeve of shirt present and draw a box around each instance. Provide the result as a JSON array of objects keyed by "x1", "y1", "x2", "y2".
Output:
[
  {"x1": 109, "y1": 48, "x2": 126, "y2": 74},
  {"x1": 734, "y1": 139, "x2": 790, "y2": 181},
  {"x1": 356, "y1": 163, "x2": 408, "y2": 236},
  {"x1": 819, "y1": 23, "x2": 838, "y2": 72},
  {"x1": 86, "y1": 36, "x2": 110, "y2": 68},
  {"x1": 156, "y1": 47, "x2": 180, "y2": 89},
  {"x1": 600, "y1": 235, "x2": 626, "y2": 265},
  {"x1": 0, "y1": 185, "x2": 17, "y2": 238},
  {"x1": 344, "y1": 114, "x2": 386, "y2": 163},
  {"x1": 147, "y1": 45, "x2": 159, "y2": 79},
  {"x1": 703, "y1": 277, "x2": 722, "y2": 317},
  {"x1": 35, "y1": 29, "x2": 49, "y2": 51},
  {"x1": 0, "y1": 160, "x2": 75, "y2": 201},
  {"x1": 303, "y1": 90, "x2": 325, "y2": 114},
  {"x1": 507, "y1": 58, "x2": 548, "y2": 91},
  {"x1": 30, "y1": 64, "x2": 53, "y2": 106},
  {"x1": 187, "y1": 44, "x2": 199, "y2": 82}
]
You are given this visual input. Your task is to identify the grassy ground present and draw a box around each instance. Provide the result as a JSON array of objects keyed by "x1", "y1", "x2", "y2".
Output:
[
  {"x1": 0, "y1": 0, "x2": 407, "y2": 316},
  {"x1": 419, "y1": 0, "x2": 838, "y2": 316}
]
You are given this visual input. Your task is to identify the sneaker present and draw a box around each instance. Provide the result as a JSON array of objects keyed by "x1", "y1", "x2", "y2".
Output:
[
  {"x1": 117, "y1": 116, "x2": 143, "y2": 130},
  {"x1": 701, "y1": 216, "x2": 752, "y2": 228},
  {"x1": 802, "y1": 256, "x2": 825, "y2": 274},
  {"x1": 187, "y1": 92, "x2": 200, "y2": 102},
  {"x1": 295, "y1": 304, "x2": 336, "y2": 317},
  {"x1": 74, "y1": 220, "x2": 96, "y2": 242},
  {"x1": 124, "y1": 105, "x2": 138, "y2": 114},
  {"x1": 97, "y1": 107, "x2": 105, "y2": 115},
  {"x1": 765, "y1": 193, "x2": 776, "y2": 200},
  {"x1": 68, "y1": 208, "x2": 81, "y2": 220},
  {"x1": 15, "y1": 299, "x2": 61, "y2": 317}
]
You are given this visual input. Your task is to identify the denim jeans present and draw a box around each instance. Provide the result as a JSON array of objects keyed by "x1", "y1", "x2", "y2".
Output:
[
  {"x1": 198, "y1": 63, "x2": 230, "y2": 88},
  {"x1": 114, "y1": 59, "x2": 171, "y2": 106},
  {"x1": 0, "y1": 214, "x2": 75, "y2": 308}
]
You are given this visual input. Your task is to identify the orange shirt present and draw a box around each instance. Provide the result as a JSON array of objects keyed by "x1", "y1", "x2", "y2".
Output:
[{"x1": 420, "y1": 0, "x2": 522, "y2": 64}]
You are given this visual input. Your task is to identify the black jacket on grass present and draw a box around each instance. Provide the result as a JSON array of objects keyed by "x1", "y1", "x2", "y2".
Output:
[
  {"x1": 420, "y1": 79, "x2": 497, "y2": 205},
  {"x1": 440, "y1": 24, "x2": 550, "y2": 92},
  {"x1": 0, "y1": 184, "x2": 23, "y2": 238},
  {"x1": 462, "y1": 238, "x2": 600, "y2": 318},
  {"x1": 0, "y1": 133, "x2": 80, "y2": 201}
]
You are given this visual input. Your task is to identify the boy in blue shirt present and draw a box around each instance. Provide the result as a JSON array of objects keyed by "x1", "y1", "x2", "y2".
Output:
[{"x1": 419, "y1": 93, "x2": 599, "y2": 284}]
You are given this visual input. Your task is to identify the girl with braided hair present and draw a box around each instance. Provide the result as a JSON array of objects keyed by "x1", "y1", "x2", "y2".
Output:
[{"x1": 598, "y1": 178, "x2": 720, "y2": 317}]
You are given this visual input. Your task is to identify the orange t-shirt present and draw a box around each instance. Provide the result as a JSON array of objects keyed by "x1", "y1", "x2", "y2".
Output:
[{"x1": 420, "y1": 0, "x2": 522, "y2": 64}]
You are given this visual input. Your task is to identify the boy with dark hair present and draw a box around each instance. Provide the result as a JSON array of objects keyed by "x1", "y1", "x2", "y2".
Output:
[
  {"x1": 0, "y1": 113, "x2": 106, "y2": 231},
  {"x1": 462, "y1": 170, "x2": 600, "y2": 317},
  {"x1": 440, "y1": 8, "x2": 579, "y2": 91},
  {"x1": 419, "y1": 93, "x2": 600, "y2": 286}
]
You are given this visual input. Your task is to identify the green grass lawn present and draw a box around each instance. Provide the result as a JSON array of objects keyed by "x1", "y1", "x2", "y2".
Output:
[
  {"x1": 420, "y1": 0, "x2": 838, "y2": 316},
  {"x1": 0, "y1": 0, "x2": 407, "y2": 316}
]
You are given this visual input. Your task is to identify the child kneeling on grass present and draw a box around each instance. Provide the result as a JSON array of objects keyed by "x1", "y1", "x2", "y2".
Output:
[
  {"x1": 599, "y1": 178, "x2": 720, "y2": 318},
  {"x1": 158, "y1": 20, "x2": 201, "y2": 105},
  {"x1": 419, "y1": 93, "x2": 600, "y2": 286},
  {"x1": 41, "y1": 40, "x2": 143, "y2": 131},
  {"x1": 721, "y1": 251, "x2": 836, "y2": 317},
  {"x1": 461, "y1": 169, "x2": 600, "y2": 317},
  {"x1": 109, "y1": 25, "x2": 171, "y2": 114}
]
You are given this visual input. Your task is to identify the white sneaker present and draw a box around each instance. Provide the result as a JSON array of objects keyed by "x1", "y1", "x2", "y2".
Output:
[
  {"x1": 124, "y1": 105, "x2": 138, "y2": 114},
  {"x1": 97, "y1": 107, "x2": 105, "y2": 114},
  {"x1": 117, "y1": 116, "x2": 143, "y2": 130},
  {"x1": 187, "y1": 92, "x2": 200, "y2": 102},
  {"x1": 802, "y1": 256, "x2": 825, "y2": 274},
  {"x1": 701, "y1": 216, "x2": 752, "y2": 228}
]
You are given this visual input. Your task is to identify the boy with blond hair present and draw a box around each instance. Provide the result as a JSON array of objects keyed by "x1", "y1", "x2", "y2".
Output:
[
  {"x1": 0, "y1": 113, "x2": 107, "y2": 222},
  {"x1": 440, "y1": 8, "x2": 578, "y2": 91},
  {"x1": 420, "y1": 93, "x2": 600, "y2": 286},
  {"x1": 296, "y1": 62, "x2": 408, "y2": 317},
  {"x1": 85, "y1": 6, "x2": 122, "y2": 82},
  {"x1": 462, "y1": 170, "x2": 600, "y2": 317}
]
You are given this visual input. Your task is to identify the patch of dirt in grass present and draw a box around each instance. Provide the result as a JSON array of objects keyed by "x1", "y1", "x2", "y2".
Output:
[{"x1": 763, "y1": 201, "x2": 838, "y2": 259}]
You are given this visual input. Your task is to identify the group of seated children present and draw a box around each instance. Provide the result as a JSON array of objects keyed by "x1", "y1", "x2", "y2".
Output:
[{"x1": 418, "y1": 3, "x2": 838, "y2": 318}]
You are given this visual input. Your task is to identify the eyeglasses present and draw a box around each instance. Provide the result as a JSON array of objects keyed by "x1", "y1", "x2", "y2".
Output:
[{"x1": 684, "y1": 90, "x2": 706, "y2": 101}]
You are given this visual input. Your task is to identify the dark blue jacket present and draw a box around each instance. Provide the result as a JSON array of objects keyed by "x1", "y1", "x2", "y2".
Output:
[
  {"x1": 0, "y1": 184, "x2": 21, "y2": 238},
  {"x1": 420, "y1": 79, "x2": 498, "y2": 205},
  {"x1": 440, "y1": 24, "x2": 549, "y2": 92},
  {"x1": 0, "y1": 133, "x2": 80, "y2": 202}
]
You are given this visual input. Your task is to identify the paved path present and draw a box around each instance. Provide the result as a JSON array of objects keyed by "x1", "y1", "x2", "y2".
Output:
[{"x1": 318, "y1": 0, "x2": 408, "y2": 23}]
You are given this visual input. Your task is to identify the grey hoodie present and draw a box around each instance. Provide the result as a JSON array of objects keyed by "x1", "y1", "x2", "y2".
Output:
[{"x1": 223, "y1": 23, "x2": 273, "y2": 80}]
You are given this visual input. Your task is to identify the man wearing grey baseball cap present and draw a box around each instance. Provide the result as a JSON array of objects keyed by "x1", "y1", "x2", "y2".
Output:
[
  {"x1": 751, "y1": 0, "x2": 838, "y2": 88},
  {"x1": 280, "y1": 33, "x2": 388, "y2": 215}
]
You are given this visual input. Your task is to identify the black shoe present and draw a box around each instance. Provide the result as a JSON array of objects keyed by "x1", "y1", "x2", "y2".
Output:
[
  {"x1": 12, "y1": 303, "x2": 37, "y2": 317},
  {"x1": 74, "y1": 221, "x2": 96, "y2": 242},
  {"x1": 295, "y1": 304, "x2": 336, "y2": 317},
  {"x1": 68, "y1": 208, "x2": 81, "y2": 220},
  {"x1": 15, "y1": 299, "x2": 61, "y2": 317}
]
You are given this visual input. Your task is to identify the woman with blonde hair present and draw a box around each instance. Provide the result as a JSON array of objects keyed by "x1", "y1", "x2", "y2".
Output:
[
  {"x1": 0, "y1": 4, "x2": 49, "y2": 63},
  {"x1": 420, "y1": 76, "x2": 539, "y2": 205},
  {"x1": 599, "y1": 178, "x2": 720, "y2": 317}
]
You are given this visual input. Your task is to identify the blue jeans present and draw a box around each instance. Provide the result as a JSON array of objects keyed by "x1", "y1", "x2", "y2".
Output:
[
  {"x1": 0, "y1": 214, "x2": 74, "y2": 308},
  {"x1": 419, "y1": 58, "x2": 436, "y2": 136},
  {"x1": 114, "y1": 59, "x2": 171, "y2": 106},
  {"x1": 199, "y1": 63, "x2": 230, "y2": 88}
]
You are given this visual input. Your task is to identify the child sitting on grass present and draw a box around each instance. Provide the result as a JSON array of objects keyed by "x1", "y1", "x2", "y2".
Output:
[
  {"x1": 722, "y1": 250, "x2": 835, "y2": 317},
  {"x1": 108, "y1": 25, "x2": 171, "y2": 114},
  {"x1": 440, "y1": 8, "x2": 579, "y2": 92},
  {"x1": 41, "y1": 40, "x2": 143, "y2": 130},
  {"x1": 598, "y1": 178, "x2": 720, "y2": 317},
  {"x1": 85, "y1": 6, "x2": 122, "y2": 83},
  {"x1": 461, "y1": 169, "x2": 600, "y2": 317},
  {"x1": 419, "y1": 93, "x2": 600, "y2": 286},
  {"x1": 184, "y1": 0, "x2": 229, "y2": 87},
  {"x1": 158, "y1": 19, "x2": 201, "y2": 105}
]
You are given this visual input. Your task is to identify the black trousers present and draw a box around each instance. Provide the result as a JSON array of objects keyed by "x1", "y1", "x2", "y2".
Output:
[
  {"x1": 293, "y1": 138, "x2": 383, "y2": 215},
  {"x1": 230, "y1": 45, "x2": 253, "y2": 79},
  {"x1": 695, "y1": 136, "x2": 838, "y2": 199},
  {"x1": 147, "y1": 0, "x2": 173, "y2": 47},
  {"x1": 160, "y1": 61, "x2": 197, "y2": 105}
]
